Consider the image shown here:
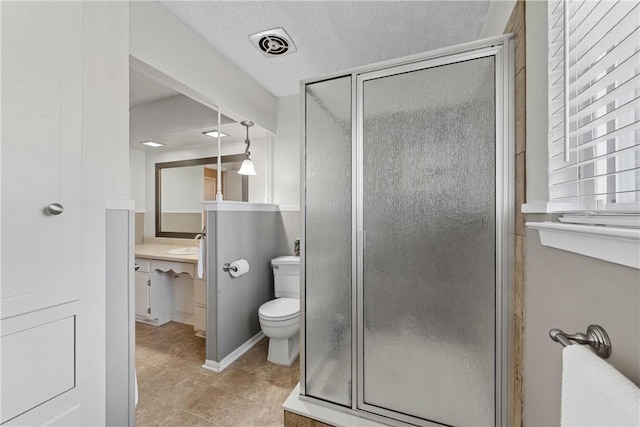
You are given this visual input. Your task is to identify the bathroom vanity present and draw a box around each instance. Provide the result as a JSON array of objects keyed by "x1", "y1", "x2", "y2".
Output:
[{"x1": 134, "y1": 239, "x2": 206, "y2": 337}]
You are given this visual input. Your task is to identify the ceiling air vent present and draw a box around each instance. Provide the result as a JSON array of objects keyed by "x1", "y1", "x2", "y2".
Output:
[{"x1": 249, "y1": 28, "x2": 297, "y2": 58}]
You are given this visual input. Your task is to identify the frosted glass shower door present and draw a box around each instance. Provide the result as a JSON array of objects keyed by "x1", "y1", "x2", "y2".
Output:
[
  {"x1": 359, "y1": 57, "x2": 497, "y2": 426},
  {"x1": 304, "y1": 76, "x2": 353, "y2": 407}
]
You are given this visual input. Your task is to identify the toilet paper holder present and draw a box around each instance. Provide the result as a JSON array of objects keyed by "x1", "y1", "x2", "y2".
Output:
[{"x1": 222, "y1": 263, "x2": 238, "y2": 273}]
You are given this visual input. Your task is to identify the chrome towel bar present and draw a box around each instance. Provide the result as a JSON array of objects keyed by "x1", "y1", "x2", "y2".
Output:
[{"x1": 549, "y1": 324, "x2": 611, "y2": 359}]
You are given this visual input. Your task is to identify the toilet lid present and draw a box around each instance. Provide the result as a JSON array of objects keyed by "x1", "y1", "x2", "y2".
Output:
[{"x1": 259, "y1": 298, "x2": 300, "y2": 321}]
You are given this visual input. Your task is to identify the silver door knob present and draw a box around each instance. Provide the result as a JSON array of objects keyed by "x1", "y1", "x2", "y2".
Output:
[{"x1": 46, "y1": 203, "x2": 64, "y2": 215}]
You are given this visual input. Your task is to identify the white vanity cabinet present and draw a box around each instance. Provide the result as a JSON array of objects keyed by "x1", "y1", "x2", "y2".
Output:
[
  {"x1": 133, "y1": 253, "x2": 206, "y2": 335},
  {"x1": 193, "y1": 278, "x2": 207, "y2": 337},
  {"x1": 134, "y1": 258, "x2": 174, "y2": 325},
  {"x1": 134, "y1": 272, "x2": 151, "y2": 319}
]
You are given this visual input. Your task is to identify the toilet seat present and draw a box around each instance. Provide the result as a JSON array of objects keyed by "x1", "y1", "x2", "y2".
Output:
[{"x1": 259, "y1": 297, "x2": 299, "y2": 321}]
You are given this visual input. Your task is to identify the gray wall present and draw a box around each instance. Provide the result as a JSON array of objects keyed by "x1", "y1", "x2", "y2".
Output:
[
  {"x1": 523, "y1": 215, "x2": 640, "y2": 426},
  {"x1": 206, "y1": 210, "x2": 290, "y2": 362},
  {"x1": 105, "y1": 209, "x2": 135, "y2": 426}
]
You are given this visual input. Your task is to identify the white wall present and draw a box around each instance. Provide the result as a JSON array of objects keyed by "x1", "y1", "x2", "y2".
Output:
[
  {"x1": 247, "y1": 133, "x2": 269, "y2": 204},
  {"x1": 483, "y1": 0, "x2": 549, "y2": 206},
  {"x1": 161, "y1": 166, "x2": 203, "y2": 212},
  {"x1": 83, "y1": 2, "x2": 130, "y2": 423},
  {"x1": 479, "y1": 0, "x2": 516, "y2": 38},
  {"x1": 274, "y1": 95, "x2": 301, "y2": 209},
  {"x1": 129, "y1": 1, "x2": 277, "y2": 133},
  {"x1": 129, "y1": 150, "x2": 146, "y2": 213},
  {"x1": 103, "y1": 5, "x2": 131, "y2": 203},
  {"x1": 524, "y1": 1, "x2": 549, "y2": 205}
]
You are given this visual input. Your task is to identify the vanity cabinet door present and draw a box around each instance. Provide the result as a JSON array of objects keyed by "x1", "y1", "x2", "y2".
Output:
[
  {"x1": 193, "y1": 278, "x2": 206, "y2": 336},
  {"x1": 135, "y1": 273, "x2": 151, "y2": 318},
  {"x1": 148, "y1": 271, "x2": 174, "y2": 325}
]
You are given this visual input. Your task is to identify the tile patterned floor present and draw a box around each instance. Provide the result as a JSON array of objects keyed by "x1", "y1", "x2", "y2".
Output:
[{"x1": 135, "y1": 322, "x2": 300, "y2": 427}]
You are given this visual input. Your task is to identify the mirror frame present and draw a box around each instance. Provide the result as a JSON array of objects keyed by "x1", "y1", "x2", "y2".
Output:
[{"x1": 155, "y1": 154, "x2": 248, "y2": 238}]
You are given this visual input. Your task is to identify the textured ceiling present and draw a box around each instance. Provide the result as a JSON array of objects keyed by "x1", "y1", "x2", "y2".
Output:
[
  {"x1": 159, "y1": 1, "x2": 491, "y2": 97},
  {"x1": 130, "y1": 1, "x2": 491, "y2": 151},
  {"x1": 129, "y1": 68, "x2": 180, "y2": 107}
]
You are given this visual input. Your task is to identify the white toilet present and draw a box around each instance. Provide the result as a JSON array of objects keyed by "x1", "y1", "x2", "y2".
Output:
[{"x1": 258, "y1": 256, "x2": 300, "y2": 366}]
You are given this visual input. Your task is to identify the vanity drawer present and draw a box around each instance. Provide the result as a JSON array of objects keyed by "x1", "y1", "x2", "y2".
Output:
[
  {"x1": 135, "y1": 258, "x2": 150, "y2": 273},
  {"x1": 194, "y1": 279, "x2": 206, "y2": 307}
]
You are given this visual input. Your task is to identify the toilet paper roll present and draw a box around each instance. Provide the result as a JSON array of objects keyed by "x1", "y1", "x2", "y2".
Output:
[{"x1": 229, "y1": 259, "x2": 250, "y2": 278}]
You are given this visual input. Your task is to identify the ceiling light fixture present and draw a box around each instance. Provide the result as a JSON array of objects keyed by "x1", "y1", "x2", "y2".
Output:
[
  {"x1": 237, "y1": 120, "x2": 257, "y2": 176},
  {"x1": 139, "y1": 141, "x2": 165, "y2": 148},
  {"x1": 202, "y1": 130, "x2": 229, "y2": 138}
]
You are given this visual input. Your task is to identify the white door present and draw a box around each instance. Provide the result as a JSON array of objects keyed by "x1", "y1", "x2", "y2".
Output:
[
  {"x1": 1, "y1": 2, "x2": 82, "y2": 319},
  {"x1": 135, "y1": 273, "x2": 151, "y2": 318},
  {"x1": 1, "y1": 2, "x2": 96, "y2": 425}
]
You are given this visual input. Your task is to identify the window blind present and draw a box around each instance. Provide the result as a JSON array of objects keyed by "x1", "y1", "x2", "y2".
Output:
[{"x1": 548, "y1": 0, "x2": 640, "y2": 211}]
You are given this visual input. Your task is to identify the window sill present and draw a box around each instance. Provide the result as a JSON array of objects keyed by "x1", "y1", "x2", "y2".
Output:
[
  {"x1": 526, "y1": 222, "x2": 640, "y2": 269},
  {"x1": 521, "y1": 202, "x2": 575, "y2": 213}
]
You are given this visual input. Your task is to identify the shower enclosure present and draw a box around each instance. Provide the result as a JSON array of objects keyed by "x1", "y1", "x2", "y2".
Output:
[{"x1": 301, "y1": 36, "x2": 514, "y2": 426}]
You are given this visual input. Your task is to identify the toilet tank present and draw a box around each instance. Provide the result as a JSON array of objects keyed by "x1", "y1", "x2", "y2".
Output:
[{"x1": 271, "y1": 256, "x2": 300, "y2": 299}]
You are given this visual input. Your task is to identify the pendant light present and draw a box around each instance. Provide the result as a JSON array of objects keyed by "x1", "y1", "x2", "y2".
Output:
[{"x1": 238, "y1": 120, "x2": 257, "y2": 175}]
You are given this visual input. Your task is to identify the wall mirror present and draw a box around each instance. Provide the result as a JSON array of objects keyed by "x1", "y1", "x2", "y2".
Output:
[{"x1": 155, "y1": 154, "x2": 248, "y2": 238}]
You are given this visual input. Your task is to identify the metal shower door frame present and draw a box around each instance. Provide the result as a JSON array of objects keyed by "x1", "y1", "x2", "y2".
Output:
[{"x1": 299, "y1": 34, "x2": 514, "y2": 427}]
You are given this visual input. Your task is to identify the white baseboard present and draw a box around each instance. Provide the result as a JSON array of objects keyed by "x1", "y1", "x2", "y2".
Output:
[
  {"x1": 202, "y1": 331, "x2": 265, "y2": 373},
  {"x1": 171, "y1": 311, "x2": 194, "y2": 325},
  {"x1": 134, "y1": 315, "x2": 170, "y2": 326}
]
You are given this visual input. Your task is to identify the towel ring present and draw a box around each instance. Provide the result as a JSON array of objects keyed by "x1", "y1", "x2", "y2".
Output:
[{"x1": 549, "y1": 324, "x2": 611, "y2": 359}]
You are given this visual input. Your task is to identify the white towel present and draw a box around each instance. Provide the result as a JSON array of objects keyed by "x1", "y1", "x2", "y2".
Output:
[
  {"x1": 197, "y1": 237, "x2": 205, "y2": 279},
  {"x1": 134, "y1": 370, "x2": 139, "y2": 407},
  {"x1": 561, "y1": 345, "x2": 640, "y2": 426}
]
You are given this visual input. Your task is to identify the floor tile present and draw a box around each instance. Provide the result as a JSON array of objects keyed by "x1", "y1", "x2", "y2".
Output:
[
  {"x1": 213, "y1": 395, "x2": 269, "y2": 427},
  {"x1": 252, "y1": 406, "x2": 286, "y2": 427},
  {"x1": 135, "y1": 394, "x2": 180, "y2": 426},
  {"x1": 135, "y1": 321, "x2": 299, "y2": 427},
  {"x1": 164, "y1": 409, "x2": 219, "y2": 427},
  {"x1": 183, "y1": 386, "x2": 236, "y2": 421}
]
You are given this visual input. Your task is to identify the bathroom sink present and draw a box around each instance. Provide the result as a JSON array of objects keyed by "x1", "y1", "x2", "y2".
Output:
[{"x1": 166, "y1": 247, "x2": 199, "y2": 255}]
